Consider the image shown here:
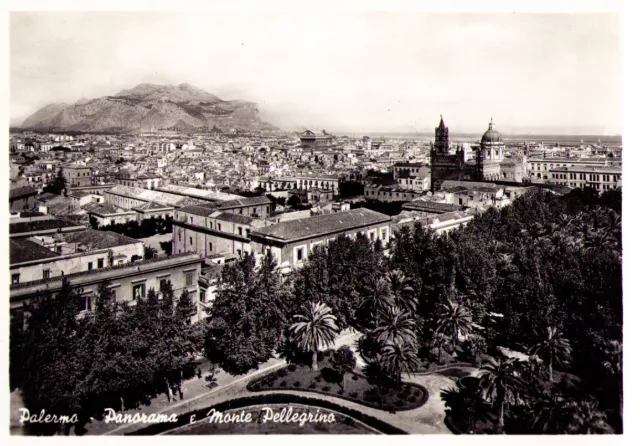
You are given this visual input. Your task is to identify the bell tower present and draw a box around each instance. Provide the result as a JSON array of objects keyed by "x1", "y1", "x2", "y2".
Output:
[{"x1": 434, "y1": 115, "x2": 450, "y2": 154}]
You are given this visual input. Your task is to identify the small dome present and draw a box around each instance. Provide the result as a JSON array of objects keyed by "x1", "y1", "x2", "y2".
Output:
[{"x1": 481, "y1": 118, "x2": 503, "y2": 144}]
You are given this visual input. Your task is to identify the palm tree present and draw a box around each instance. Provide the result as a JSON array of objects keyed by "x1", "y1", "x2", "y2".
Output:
[
  {"x1": 360, "y1": 277, "x2": 393, "y2": 323},
  {"x1": 379, "y1": 341, "x2": 420, "y2": 388},
  {"x1": 436, "y1": 300, "x2": 473, "y2": 356},
  {"x1": 386, "y1": 269, "x2": 417, "y2": 313},
  {"x1": 601, "y1": 339, "x2": 622, "y2": 376},
  {"x1": 529, "y1": 326, "x2": 572, "y2": 382},
  {"x1": 564, "y1": 400, "x2": 614, "y2": 434},
  {"x1": 478, "y1": 356, "x2": 524, "y2": 429},
  {"x1": 290, "y1": 302, "x2": 339, "y2": 371},
  {"x1": 373, "y1": 306, "x2": 416, "y2": 348}
]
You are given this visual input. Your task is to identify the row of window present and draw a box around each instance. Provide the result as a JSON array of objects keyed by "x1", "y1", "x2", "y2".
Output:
[
  {"x1": 293, "y1": 229, "x2": 388, "y2": 263},
  {"x1": 553, "y1": 173, "x2": 621, "y2": 182}
]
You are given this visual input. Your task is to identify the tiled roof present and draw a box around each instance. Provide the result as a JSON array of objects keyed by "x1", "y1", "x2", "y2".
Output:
[
  {"x1": 132, "y1": 201, "x2": 174, "y2": 212},
  {"x1": 178, "y1": 205, "x2": 218, "y2": 217},
  {"x1": 10, "y1": 218, "x2": 84, "y2": 235},
  {"x1": 401, "y1": 201, "x2": 464, "y2": 214},
  {"x1": 252, "y1": 208, "x2": 391, "y2": 242},
  {"x1": 213, "y1": 212, "x2": 254, "y2": 225},
  {"x1": 86, "y1": 203, "x2": 134, "y2": 215},
  {"x1": 10, "y1": 239, "x2": 59, "y2": 265},
  {"x1": 64, "y1": 230, "x2": 142, "y2": 249},
  {"x1": 9, "y1": 186, "x2": 38, "y2": 199}
]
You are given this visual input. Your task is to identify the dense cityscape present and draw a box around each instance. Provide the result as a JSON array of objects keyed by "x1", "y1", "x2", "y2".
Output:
[{"x1": 8, "y1": 11, "x2": 623, "y2": 438}]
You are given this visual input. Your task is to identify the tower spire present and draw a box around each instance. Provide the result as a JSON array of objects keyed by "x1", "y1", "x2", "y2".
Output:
[{"x1": 489, "y1": 117, "x2": 494, "y2": 130}]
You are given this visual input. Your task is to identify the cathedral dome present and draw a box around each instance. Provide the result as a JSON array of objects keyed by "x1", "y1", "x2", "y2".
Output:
[{"x1": 481, "y1": 118, "x2": 503, "y2": 144}]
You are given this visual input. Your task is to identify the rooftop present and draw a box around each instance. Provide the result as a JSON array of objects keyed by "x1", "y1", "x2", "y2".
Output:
[
  {"x1": 10, "y1": 239, "x2": 59, "y2": 265},
  {"x1": 252, "y1": 208, "x2": 391, "y2": 242},
  {"x1": 212, "y1": 212, "x2": 255, "y2": 225},
  {"x1": 64, "y1": 230, "x2": 142, "y2": 250},
  {"x1": 9, "y1": 186, "x2": 38, "y2": 199},
  {"x1": 402, "y1": 200, "x2": 464, "y2": 214},
  {"x1": 10, "y1": 218, "x2": 85, "y2": 235}
]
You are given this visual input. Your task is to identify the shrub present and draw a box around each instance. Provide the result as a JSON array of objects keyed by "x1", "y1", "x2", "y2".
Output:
[
  {"x1": 337, "y1": 389, "x2": 344, "y2": 395},
  {"x1": 314, "y1": 375, "x2": 323, "y2": 382},
  {"x1": 322, "y1": 386, "x2": 331, "y2": 392},
  {"x1": 293, "y1": 381, "x2": 301, "y2": 388},
  {"x1": 288, "y1": 364, "x2": 297, "y2": 372},
  {"x1": 408, "y1": 396, "x2": 416, "y2": 403},
  {"x1": 349, "y1": 391, "x2": 359, "y2": 399},
  {"x1": 277, "y1": 369, "x2": 288, "y2": 378},
  {"x1": 310, "y1": 382, "x2": 317, "y2": 389},
  {"x1": 279, "y1": 381, "x2": 287, "y2": 387},
  {"x1": 352, "y1": 375, "x2": 359, "y2": 381}
]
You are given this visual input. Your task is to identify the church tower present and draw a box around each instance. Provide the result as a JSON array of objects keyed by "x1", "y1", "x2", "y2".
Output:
[{"x1": 434, "y1": 115, "x2": 450, "y2": 154}]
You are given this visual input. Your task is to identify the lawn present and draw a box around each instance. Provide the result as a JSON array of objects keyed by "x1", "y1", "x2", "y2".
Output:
[
  {"x1": 247, "y1": 354, "x2": 428, "y2": 412},
  {"x1": 168, "y1": 404, "x2": 377, "y2": 435}
]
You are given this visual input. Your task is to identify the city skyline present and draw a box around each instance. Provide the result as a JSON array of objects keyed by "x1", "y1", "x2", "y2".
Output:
[{"x1": 11, "y1": 12, "x2": 621, "y2": 134}]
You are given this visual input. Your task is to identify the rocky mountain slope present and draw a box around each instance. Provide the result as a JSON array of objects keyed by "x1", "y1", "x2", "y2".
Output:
[{"x1": 21, "y1": 83, "x2": 277, "y2": 133}]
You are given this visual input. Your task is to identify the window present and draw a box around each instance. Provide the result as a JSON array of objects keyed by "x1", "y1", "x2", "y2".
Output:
[
  {"x1": 189, "y1": 237, "x2": 193, "y2": 246},
  {"x1": 178, "y1": 232, "x2": 182, "y2": 242},
  {"x1": 209, "y1": 242, "x2": 213, "y2": 251},
  {"x1": 43, "y1": 269, "x2": 51, "y2": 279},
  {"x1": 12, "y1": 274, "x2": 20, "y2": 285},
  {"x1": 209, "y1": 221, "x2": 213, "y2": 229},
  {"x1": 369, "y1": 231, "x2": 375, "y2": 241},
  {"x1": 159, "y1": 278, "x2": 169, "y2": 290},
  {"x1": 200, "y1": 290, "x2": 206, "y2": 303},
  {"x1": 296, "y1": 247, "x2": 304, "y2": 262},
  {"x1": 190, "y1": 217, "x2": 194, "y2": 224},
  {"x1": 97, "y1": 258, "x2": 104, "y2": 269},
  {"x1": 218, "y1": 223, "x2": 222, "y2": 231},
  {"x1": 88, "y1": 262, "x2": 93, "y2": 271},
  {"x1": 84, "y1": 295, "x2": 93, "y2": 312},
  {"x1": 185, "y1": 272, "x2": 194, "y2": 286},
  {"x1": 381, "y1": 229, "x2": 387, "y2": 240},
  {"x1": 133, "y1": 283, "x2": 146, "y2": 300},
  {"x1": 237, "y1": 249, "x2": 242, "y2": 257},
  {"x1": 238, "y1": 227, "x2": 243, "y2": 236},
  {"x1": 245, "y1": 228, "x2": 250, "y2": 237}
]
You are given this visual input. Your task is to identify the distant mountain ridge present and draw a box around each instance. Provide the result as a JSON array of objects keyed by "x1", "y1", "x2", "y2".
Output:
[{"x1": 21, "y1": 83, "x2": 277, "y2": 133}]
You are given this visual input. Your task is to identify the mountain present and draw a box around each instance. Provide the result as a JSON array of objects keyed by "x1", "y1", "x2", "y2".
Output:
[{"x1": 21, "y1": 83, "x2": 278, "y2": 133}]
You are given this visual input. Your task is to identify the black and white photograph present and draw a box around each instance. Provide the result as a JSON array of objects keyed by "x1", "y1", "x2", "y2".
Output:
[{"x1": 4, "y1": 0, "x2": 634, "y2": 438}]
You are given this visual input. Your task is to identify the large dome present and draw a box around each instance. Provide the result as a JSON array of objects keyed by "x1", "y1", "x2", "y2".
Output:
[{"x1": 481, "y1": 119, "x2": 503, "y2": 144}]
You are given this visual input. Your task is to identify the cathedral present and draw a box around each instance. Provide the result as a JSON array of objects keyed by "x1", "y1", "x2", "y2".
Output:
[
  {"x1": 429, "y1": 116, "x2": 467, "y2": 191},
  {"x1": 429, "y1": 116, "x2": 526, "y2": 191}
]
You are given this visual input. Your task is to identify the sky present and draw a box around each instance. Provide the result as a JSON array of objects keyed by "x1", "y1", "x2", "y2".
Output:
[{"x1": 9, "y1": 12, "x2": 621, "y2": 134}]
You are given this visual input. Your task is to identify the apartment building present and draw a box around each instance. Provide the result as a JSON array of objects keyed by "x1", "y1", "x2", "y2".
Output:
[
  {"x1": 172, "y1": 196, "x2": 273, "y2": 258},
  {"x1": 548, "y1": 166, "x2": 622, "y2": 191},
  {"x1": 250, "y1": 208, "x2": 392, "y2": 274},
  {"x1": 10, "y1": 251, "x2": 203, "y2": 321}
]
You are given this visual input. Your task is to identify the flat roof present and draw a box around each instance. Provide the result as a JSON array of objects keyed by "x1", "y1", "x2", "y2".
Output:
[{"x1": 10, "y1": 218, "x2": 85, "y2": 235}]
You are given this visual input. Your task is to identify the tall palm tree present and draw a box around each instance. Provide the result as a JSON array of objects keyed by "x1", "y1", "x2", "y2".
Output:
[
  {"x1": 478, "y1": 356, "x2": 524, "y2": 429},
  {"x1": 386, "y1": 269, "x2": 417, "y2": 313},
  {"x1": 529, "y1": 326, "x2": 572, "y2": 382},
  {"x1": 379, "y1": 341, "x2": 420, "y2": 388},
  {"x1": 290, "y1": 302, "x2": 339, "y2": 371},
  {"x1": 436, "y1": 300, "x2": 473, "y2": 356},
  {"x1": 373, "y1": 306, "x2": 416, "y2": 348}
]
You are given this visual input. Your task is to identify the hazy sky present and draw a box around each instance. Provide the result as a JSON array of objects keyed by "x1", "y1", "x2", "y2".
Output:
[{"x1": 10, "y1": 12, "x2": 621, "y2": 134}]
